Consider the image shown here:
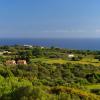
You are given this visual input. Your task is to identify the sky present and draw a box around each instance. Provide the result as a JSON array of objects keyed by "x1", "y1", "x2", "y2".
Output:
[{"x1": 0, "y1": 0, "x2": 100, "y2": 38}]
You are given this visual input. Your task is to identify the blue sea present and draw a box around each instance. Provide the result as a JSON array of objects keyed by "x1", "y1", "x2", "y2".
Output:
[{"x1": 0, "y1": 38, "x2": 100, "y2": 50}]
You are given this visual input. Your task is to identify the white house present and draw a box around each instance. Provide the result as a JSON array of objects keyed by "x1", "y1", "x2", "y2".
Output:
[
  {"x1": 40, "y1": 46, "x2": 44, "y2": 49},
  {"x1": 68, "y1": 54, "x2": 74, "y2": 58},
  {"x1": 24, "y1": 45, "x2": 33, "y2": 48}
]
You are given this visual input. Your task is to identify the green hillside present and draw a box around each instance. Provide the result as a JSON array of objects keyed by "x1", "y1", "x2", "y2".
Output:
[{"x1": 0, "y1": 45, "x2": 100, "y2": 99}]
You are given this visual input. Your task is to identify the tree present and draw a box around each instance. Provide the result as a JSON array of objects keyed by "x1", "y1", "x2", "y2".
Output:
[{"x1": 32, "y1": 48, "x2": 43, "y2": 57}]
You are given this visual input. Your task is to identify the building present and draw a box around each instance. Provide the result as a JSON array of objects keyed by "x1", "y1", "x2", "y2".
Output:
[
  {"x1": 68, "y1": 54, "x2": 75, "y2": 58},
  {"x1": 0, "y1": 51, "x2": 11, "y2": 55},
  {"x1": 17, "y1": 60, "x2": 27, "y2": 65},
  {"x1": 24, "y1": 45, "x2": 33, "y2": 48},
  {"x1": 5, "y1": 60, "x2": 16, "y2": 65},
  {"x1": 40, "y1": 46, "x2": 44, "y2": 49},
  {"x1": 3, "y1": 51, "x2": 11, "y2": 54}
]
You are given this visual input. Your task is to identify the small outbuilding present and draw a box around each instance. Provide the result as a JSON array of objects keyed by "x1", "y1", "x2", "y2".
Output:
[
  {"x1": 24, "y1": 45, "x2": 33, "y2": 48},
  {"x1": 6, "y1": 60, "x2": 16, "y2": 65},
  {"x1": 68, "y1": 54, "x2": 75, "y2": 58},
  {"x1": 17, "y1": 60, "x2": 27, "y2": 65}
]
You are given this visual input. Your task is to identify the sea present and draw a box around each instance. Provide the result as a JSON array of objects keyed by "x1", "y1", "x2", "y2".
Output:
[{"x1": 0, "y1": 38, "x2": 100, "y2": 50}]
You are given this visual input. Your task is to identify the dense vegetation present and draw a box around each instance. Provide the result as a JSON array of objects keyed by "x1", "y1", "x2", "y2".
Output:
[{"x1": 0, "y1": 45, "x2": 100, "y2": 100}]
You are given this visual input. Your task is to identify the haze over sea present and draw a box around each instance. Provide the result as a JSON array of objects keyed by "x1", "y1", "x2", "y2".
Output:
[{"x1": 0, "y1": 38, "x2": 100, "y2": 50}]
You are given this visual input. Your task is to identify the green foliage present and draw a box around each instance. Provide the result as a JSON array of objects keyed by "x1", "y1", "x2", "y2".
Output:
[
  {"x1": 32, "y1": 47, "x2": 43, "y2": 57},
  {"x1": 0, "y1": 46, "x2": 100, "y2": 99}
]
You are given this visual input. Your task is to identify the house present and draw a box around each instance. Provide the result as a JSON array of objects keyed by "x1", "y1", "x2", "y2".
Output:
[
  {"x1": 3, "y1": 51, "x2": 11, "y2": 54},
  {"x1": 5, "y1": 60, "x2": 16, "y2": 65},
  {"x1": 68, "y1": 54, "x2": 75, "y2": 58},
  {"x1": 40, "y1": 46, "x2": 44, "y2": 49},
  {"x1": 17, "y1": 60, "x2": 27, "y2": 65},
  {"x1": 24, "y1": 45, "x2": 33, "y2": 48},
  {"x1": 0, "y1": 51, "x2": 11, "y2": 55}
]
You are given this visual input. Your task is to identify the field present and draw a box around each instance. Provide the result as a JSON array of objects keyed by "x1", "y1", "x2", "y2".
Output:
[
  {"x1": 86, "y1": 84, "x2": 100, "y2": 90},
  {"x1": 30, "y1": 57, "x2": 100, "y2": 66}
]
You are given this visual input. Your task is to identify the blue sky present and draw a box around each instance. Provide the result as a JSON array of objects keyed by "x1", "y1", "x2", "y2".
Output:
[{"x1": 0, "y1": 0, "x2": 100, "y2": 38}]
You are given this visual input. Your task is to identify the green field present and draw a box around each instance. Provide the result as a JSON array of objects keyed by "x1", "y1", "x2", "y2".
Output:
[
  {"x1": 30, "y1": 57, "x2": 100, "y2": 67},
  {"x1": 85, "y1": 84, "x2": 100, "y2": 90}
]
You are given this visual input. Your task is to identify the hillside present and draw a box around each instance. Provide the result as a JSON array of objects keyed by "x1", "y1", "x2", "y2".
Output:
[{"x1": 0, "y1": 45, "x2": 100, "y2": 100}]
